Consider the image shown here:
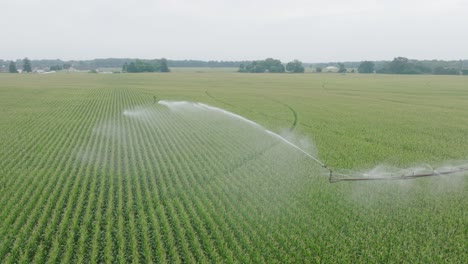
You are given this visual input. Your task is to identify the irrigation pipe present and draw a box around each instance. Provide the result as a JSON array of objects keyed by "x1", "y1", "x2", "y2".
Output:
[
  {"x1": 328, "y1": 167, "x2": 468, "y2": 183},
  {"x1": 155, "y1": 97, "x2": 468, "y2": 184}
]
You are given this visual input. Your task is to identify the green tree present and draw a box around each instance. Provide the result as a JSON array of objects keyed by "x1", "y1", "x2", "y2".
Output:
[
  {"x1": 378, "y1": 57, "x2": 431, "y2": 74},
  {"x1": 338, "y1": 63, "x2": 346, "y2": 73},
  {"x1": 358, "y1": 61, "x2": 375, "y2": 73},
  {"x1": 124, "y1": 59, "x2": 171, "y2": 73},
  {"x1": 126, "y1": 62, "x2": 137, "y2": 72},
  {"x1": 160, "y1": 58, "x2": 170, "y2": 72},
  {"x1": 316, "y1": 67, "x2": 322, "y2": 73},
  {"x1": 389, "y1": 57, "x2": 409, "y2": 74},
  {"x1": 263, "y1": 58, "x2": 285, "y2": 73},
  {"x1": 433, "y1": 66, "x2": 459, "y2": 75},
  {"x1": 286, "y1": 60, "x2": 304, "y2": 73},
  {"x1": 240, "y1": 58, "x2": 285, "y2": 73},
  {"x1": 23, "y1": 58, "x2": 32, "y2": 73},
  {"x1": 245, "y1": 61, "x2": 267, "y2": 73},
  {"x1": 50, "y1": 65, "x2": 63, "y2": 71},
  {"x1": 9, "y1": 61, "x2": 18, "y2": 73}
]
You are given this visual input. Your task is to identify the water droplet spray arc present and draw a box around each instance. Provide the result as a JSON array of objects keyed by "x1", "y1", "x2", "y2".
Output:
[
  {"x1": 157, "y1": 100, "x2": 332, "y2": 173},
  {"x1": 155, "y1": 100, "x2": 468, "y2": 183}
]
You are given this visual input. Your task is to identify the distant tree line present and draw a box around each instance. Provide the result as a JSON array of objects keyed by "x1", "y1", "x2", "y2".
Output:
[
  {"x1": 49, "y1": 64, "x2": 72, "y2": 71},
  {"x1": 358, "y1": 61, "x2": 375, "y2": 73},
  {"x1": 433, "y1": 67, "x2": 461, "y2": 75},
  {"x1": 238, "y1": 58, "x2": 304, "y2": 73},
  {"x1": 337, "y1": 63, "x2": 346, "y2": 73},
  {"x1": 355, "y1": 57, "x2": 466, "y2": 75},
  {"x1": 122, "y1": 59, "x2": 169, "y2": 73},
  {"x1": 168, "y1": 60, "x2": 249, "y2": 68},
  {"x1": 286, "y1": 60, "x2": 305, "y2": 73},
  {"x1": 239, "y1": 58, "x2": 285, "y2": 73},
  {"x1": 0, "y1": 58, "x2": 249, "y2": 71},
  {"x1": 9, "y1": 61, "x2": 18, "y2": 73},
  {"x1": 6, "y1": 58, "x2": 32, "y2": 73},
  {"x1": 377, "y1": 57, "x2": 432, "y2": 74},
  {"x1": 1, "y1": 57, "x2": 467, "y2": 75}
]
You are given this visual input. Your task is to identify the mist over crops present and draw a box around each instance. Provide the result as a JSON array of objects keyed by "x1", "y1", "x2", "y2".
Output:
[{"x1": 0, "y1": 72, "x2": 467, "y2": 263}]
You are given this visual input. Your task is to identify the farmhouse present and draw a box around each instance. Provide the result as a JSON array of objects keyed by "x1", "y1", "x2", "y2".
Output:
[{"x1": 325, "y1": 66, "x2": 339, "y2": 72}]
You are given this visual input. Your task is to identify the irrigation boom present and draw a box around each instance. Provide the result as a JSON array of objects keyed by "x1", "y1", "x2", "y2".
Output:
[
  {"x1": 157, "y1": 99, "x2": 468, "y2": 184},
  {"x1": 328, "y1": 167, "x2": 468, "y2": 183}
]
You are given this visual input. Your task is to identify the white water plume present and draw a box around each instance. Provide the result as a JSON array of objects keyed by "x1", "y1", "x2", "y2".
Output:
[
  {"x1": 335, "y1": 162, "x2": 468, "y2": 180},
  {"x1": 158, "y1": 100, "x2": 263, "y2": 128},
  {"x1": 158, "y1": 100, "x2": 327, "y2": 168},
  {"x1": 123, "y1": 108, "x2": 152, "y2": 119},
  {"x1": 265, "y1": 131, "x2": 326, "y2": 167},
  {"x1": 157, "y1": 100, "x2": 195, "y2": 110}
]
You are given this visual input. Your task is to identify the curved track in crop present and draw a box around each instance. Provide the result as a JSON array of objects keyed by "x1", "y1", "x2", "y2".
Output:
[
  {"x1": 205, "y1": 90, "x2": 298, "y2": 131},
  {"x1": 263, "y1": 97, "x2": 298, "y2": 132}
]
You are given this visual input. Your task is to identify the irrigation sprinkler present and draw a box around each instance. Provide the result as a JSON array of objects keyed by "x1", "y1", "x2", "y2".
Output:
[
  {"x1": 328, "y1": 167, "x2": 468, "y2": 183},
  {"x1": 272, "y1": 138, "x2": 468, "y2": 183},
  {"x1": 156, "y1": 99, "x2": 468, "y2": 184},
  {"x1": 274, "y1": 143, "x2": 468, "y2": 183}
]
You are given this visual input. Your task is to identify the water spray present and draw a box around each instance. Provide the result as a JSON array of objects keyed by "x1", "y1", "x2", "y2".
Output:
[
  {"x1": 156, "y1": 99, "x2": 468, "y2": 183},
  {"x1": 265, "y1": 130, "x2": 334, "y2": 179},
  {"x1": 330, "y1": 167, "x2": 468, "y2": 183}
]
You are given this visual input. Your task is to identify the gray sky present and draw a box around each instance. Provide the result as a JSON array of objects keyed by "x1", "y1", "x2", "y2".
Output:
[{"x1": 2, "y1": 0, "x2": 467, "y2": 62}]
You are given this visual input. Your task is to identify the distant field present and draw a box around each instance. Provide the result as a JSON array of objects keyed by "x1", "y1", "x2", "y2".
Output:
[{"x1": 0, "y1": 72, "x2": 467, "y2": 263}]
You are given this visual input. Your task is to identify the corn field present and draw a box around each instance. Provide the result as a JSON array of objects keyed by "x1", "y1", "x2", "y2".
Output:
[{"x1": 1, "y1": 73, "x2": 467, "y2": 263}]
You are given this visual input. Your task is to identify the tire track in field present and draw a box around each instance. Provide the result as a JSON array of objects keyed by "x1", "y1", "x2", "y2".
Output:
[
  {"x1": 205, "y1": 91, "x2": 298, "y2": 131},
  {"x1": 262, "y1": 97, "x2": 298, "y2": 132},
  {"x1": 204, "y1": 91, "x2": 235, "y2": 108}
]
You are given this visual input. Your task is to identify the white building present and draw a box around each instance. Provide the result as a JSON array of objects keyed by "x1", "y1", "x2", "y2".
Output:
[{"x1": 324, "y1": 66, "x2": 339, "y2": 72}]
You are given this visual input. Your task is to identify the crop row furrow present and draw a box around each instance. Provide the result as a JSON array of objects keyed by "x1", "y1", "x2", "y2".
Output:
[
  {"x1": 119, "y1": 86, "x2": 151, "y2": 263},
  {"x1": 148, "y1": 107, "x2": 252, "y2": 258},
  {"x1": 64, "y1": 89, "x2": 120, "y2": 263},
  {"x1": 42, "y1": 88, "x2": 112, "y2": 263},
  {"x1": 128, "y1": 92, "x2": 185, "y2": 263},
  {"x1": 0, "y1": 91, "x2": 103, "y2": 263},
  {"x1": 153, "y1": 97, "x2": 318, "y2": 262},
  {"x1": 123, "y1": 96, "x2": 156, "y2": 264},
  {"x1": 143, "y1": 131, "x2": 197, "y2": 262},
  {"x1": 144, "y1": 106, "x2": 256, "y2": 261},
  {"x1": 88, "y1": 88, "x2": 120, "y2": 264},
  {"x1": 0, "y1": 88, "x2": 103, "y2": 213},
  {"x1": 132, "y1": 108, "x2": 212, "y2": 262},
  {"x1": 151, "y1": 111, "x2": 239, "y2": 261},
  {"x1": 121, "y1": 113, "x2": 174, "y2": 263},
  {"x1": 0, "y1": 100, "x2": 80, "y2": 219},
  {"x1": 111, "y1": 95, "x2": 133, "y2": 263},
  {"x1": 0, "y1": 98, "x2": 66, "y2": 167},
  {"x1": 0, "y1": 88, "x2": 99, "y2": 181},
  {"x1": 123, "y1": 116, "x2": 170, "y2": 264},
  {"x1": 171, "y1": 106, "x2": 302, "y2": 261},
  {"x1": 71, "y1": 88, "x2": 116, "y2": 263}
]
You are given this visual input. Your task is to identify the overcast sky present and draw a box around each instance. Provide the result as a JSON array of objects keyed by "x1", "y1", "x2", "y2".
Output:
[{"x1": 2, "y1": 0, "x2": 467, "y2": 62}]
